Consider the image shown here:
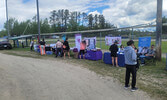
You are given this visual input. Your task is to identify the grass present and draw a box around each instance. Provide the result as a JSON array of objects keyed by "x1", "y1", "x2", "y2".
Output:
[
  {"x1": 13, "y1": 38, "x2": 167, "y2": 53},
  {"x1": 69, "y1": 40, "x2": 167, "y2": 53},
  {"x1": 1, "y1": 47, "x2": 167, "y2": 100}
]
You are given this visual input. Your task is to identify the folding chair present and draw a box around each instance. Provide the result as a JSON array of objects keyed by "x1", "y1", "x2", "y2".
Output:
[{"x1": 144, "y1": 56, "x2": 156, "y2": 66}]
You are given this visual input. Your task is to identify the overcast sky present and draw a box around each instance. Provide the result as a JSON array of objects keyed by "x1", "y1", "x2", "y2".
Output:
[{"x1": 0, "y1": 0, "x2": 167, "y2": 31}]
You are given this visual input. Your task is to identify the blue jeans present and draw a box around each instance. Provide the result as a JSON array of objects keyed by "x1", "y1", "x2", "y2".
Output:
[{"x1": 140, "y1": 56, "x2": 153, "y2": 64}]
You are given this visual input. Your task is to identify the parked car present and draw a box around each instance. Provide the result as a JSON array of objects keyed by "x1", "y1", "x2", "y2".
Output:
[{"x1": 0, "y1": 42, "x2": 12, "y2": 50}]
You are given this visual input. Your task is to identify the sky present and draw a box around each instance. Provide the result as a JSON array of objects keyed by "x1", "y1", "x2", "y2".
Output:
[{"x1": 0, "y1": 0, "x2": 167, "y2": 31}]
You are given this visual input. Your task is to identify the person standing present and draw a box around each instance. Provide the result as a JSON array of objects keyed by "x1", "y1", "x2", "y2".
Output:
[
  {"x1": 21, "y1": 40, "x2": 24, "y2": 48},
  {"x1": 118, "y1": 45, "x2": 124, "y2": 53},
  {"x1": 124, "y1": 40, "x2": 138, "y2": 92},
  {"x1": 79, "y1": 40, "x2": 86, "y2": 59},
  {"x1": 30, "y1": 39, "x2": 34, "y2": 51},
  {"x1": 63, "y1": 38, "x2": 70, "y2": 59},
  {"x1": 39, "y1": 38, "x2": 46, "y2": 55},
  {"x1": 109, "y1": 41, "x2": 119, "y2": 67},
  {"x1": 55, "y1": 40, "x2": 63, "y2": 57}
]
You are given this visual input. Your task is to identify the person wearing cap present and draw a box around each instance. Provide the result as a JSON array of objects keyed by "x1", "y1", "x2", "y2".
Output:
[
  {"x1": 124, "y1": 40, "x2": 138, "y2": 92},
  {"x1": 109, "y1": 40, "x2": 119, "y2": 67}
]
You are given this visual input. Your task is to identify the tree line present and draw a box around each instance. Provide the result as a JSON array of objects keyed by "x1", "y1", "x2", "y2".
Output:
[
  {"x1": 0, "y1": 9, "x2": 115, "y2": 37},
  {"x1": 0, "y1": 9, "x2": 167, "y2": 37}
]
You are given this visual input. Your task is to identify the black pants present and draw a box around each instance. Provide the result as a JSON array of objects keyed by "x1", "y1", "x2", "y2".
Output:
[
  {"x1": 31, "y1": 46, "x2": 33, "y2": 51},
  {"x1": 125, "y1": 65, "x2": 136, "y2": 88},
  {"x1": 56, "y1": 48, "x2": 62, "y2": 57}
]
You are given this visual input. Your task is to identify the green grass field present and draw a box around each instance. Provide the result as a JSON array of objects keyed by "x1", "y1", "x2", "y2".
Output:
[
  {"x1": 63, "y1": 39, "x2": 167, "y2": 53},
  {"x1": 95, "y1": 40, "x2": 167, "y2": 53},
  {"x1": 14, "y1": 38, "x2": 167, "y2": 53}
]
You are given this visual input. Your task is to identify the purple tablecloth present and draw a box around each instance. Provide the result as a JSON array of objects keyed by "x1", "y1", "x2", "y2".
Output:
[{"x1": 85, "y1": 50, "x2": 102, "y2": 61}]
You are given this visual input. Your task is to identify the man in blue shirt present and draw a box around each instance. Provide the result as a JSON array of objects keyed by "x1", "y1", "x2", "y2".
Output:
[{"x1": 140, "y1": 45, "x2": 155, "y2": 65}]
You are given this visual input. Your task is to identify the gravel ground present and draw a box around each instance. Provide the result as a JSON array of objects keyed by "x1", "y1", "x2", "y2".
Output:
[{"x1": 0, "y1": 53, "x2": 153, "y2": 100}]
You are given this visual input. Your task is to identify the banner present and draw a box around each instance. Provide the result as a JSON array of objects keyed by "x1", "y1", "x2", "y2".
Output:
[
  {"x1": 84, "y1": 37, "x2": 96, "y2": 50},
  {"x1": 138, "y1": 37, "x2": 151, "y2": 47},
  {"x1": 75, "y1": 34, "x2": 82, "y2": 51},
  {"x1": 50, "y1": 44, "x2": 56, "y2": 48},
  {"x1": 62, "y1": 34, "x2": 66, "y2": 41},
  {"x1": 105, "y1": 36, "x2": 122, "y2": 46},
  {"x1": 138, "y1": 37, "x2": 151, "y2": 53}
]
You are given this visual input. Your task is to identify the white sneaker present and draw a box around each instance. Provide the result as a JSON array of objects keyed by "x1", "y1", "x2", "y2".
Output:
[
  {"x1": 124, "y1": 86, "x2": 130, "y2": 90},
  {"x1": 131, "y1": 87, "x2": 138, "y2": 92}
]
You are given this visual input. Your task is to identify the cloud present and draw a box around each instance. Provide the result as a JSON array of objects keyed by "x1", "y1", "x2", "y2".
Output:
[
  {"x1": 0, "y1": 0, "x2": 167, "y2": 32},
  {"x1": 88, "y1": 10, "x2": 100, "y2": 16},
  {"x1": 0, "y1": 0, "x2": 93, "y2": 31},
  {"x1": 163, "y1": 0, "x2": 167, "y2": 16},
  {"x1": 103, "y1": 0, "x2": 156, "y2": 27},
  {"x1": 103, "y1": 0, "x2": 167, "y2": 28},
  {"x1": 0, "y1": 0, "x2": 6, "y2": 30}
]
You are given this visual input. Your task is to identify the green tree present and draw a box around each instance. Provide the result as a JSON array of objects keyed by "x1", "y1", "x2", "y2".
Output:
[
  {"x1": 99, "y1": 15, "x2": 105, "y2": 29},
  {"x1": 81, "y1": 12, "x2": 88, "y2": 26},
  {"x1": 0, "y1": 30, "x2": 7, "y2": 37},
  {"x1": 94, "y1": 14, "x2": 98, "y2": 29},
  {"x1": 162, "y1": 16, "x2": 167, "y2": 34},
  {"x1": 50, "y1": 10, "x2": 57, "y2": 32},
  {"x1": 4, "y1": 18, "x2": 16, "y2": 36},
  {"x1": 88, "y1": 14, "x2": 93, "y2": 29},
  {"x1": 68, "y1": 11, "x2": 78, "y2": 31},
  {"x1": 41, "y1": 18, "x2": 51, "y2": 33},
  {"x1": 64, "y1": 9, "x2": 70, "y2": 31}
]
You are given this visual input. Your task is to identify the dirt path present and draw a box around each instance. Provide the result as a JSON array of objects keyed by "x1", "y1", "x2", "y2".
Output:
[{"x1": 0, "y1": 53, "x2": 152, "y2": 100}]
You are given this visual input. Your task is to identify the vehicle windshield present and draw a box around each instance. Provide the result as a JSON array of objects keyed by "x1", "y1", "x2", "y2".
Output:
[{"x1": 0, "y1": 38, "x2": 7, "y2": 42}]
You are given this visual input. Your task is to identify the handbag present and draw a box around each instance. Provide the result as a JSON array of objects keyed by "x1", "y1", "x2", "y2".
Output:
[{"x1": 63, "y1": 45, "x2": 66, "y2": 49}]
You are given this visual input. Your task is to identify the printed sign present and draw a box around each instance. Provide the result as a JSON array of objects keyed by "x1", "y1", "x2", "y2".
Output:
[
  {"x1": 138, "y1": 37, "x2": 151, "y2": 47},
  {"x1": 62, "y1": 34, "x2": 66, "y2": 41},
  {"x1": 105, "y1": 36, "x2": 122, "y2": 46},
  {"x1": 84, "y1": 37, "x2": 96, "y2": 50},
  {"x1": 138, "y1": 37, "x2": 151, "y2": 53},
  {"x1": 75, "y1": 34, "x2": 82, "y2": 51}
]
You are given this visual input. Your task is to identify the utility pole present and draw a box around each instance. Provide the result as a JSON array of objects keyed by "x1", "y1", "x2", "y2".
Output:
[
  {"x1": 131, "y1": 28, "x2": 134, "y2": 40},
  {"x1": 156, "y1": 0, "x2": 163, "y2": 61},
  {"x1": 36, "y1": 0, "x2": 41, "y2": 42},
  {"x1": 5, "y1": 0, "x2": 10, "y2": 38}
]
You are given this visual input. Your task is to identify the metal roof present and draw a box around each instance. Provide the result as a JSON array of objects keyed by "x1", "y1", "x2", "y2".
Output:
[{"x1": 9, "y1": 35, "x2": 32, "y2": 40}]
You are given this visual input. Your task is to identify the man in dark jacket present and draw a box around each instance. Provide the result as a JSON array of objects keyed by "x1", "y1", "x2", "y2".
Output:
[{"x1": 124, "y1": 40, "x2": 138, "y2": 92}]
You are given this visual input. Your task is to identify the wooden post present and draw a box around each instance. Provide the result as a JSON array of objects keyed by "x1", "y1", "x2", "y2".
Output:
[{"x1": 156, "y1": 0, "x2": 163, "y2": 61}]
